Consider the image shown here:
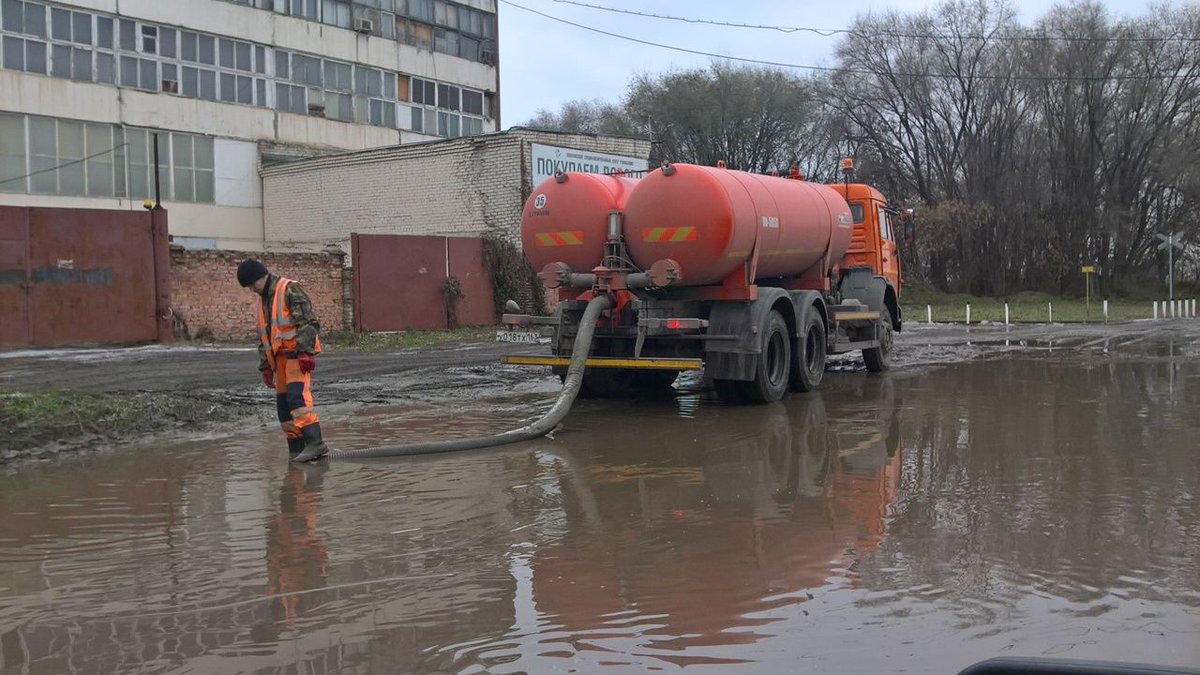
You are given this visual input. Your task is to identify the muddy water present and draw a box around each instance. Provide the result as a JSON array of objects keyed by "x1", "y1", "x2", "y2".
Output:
[{"x1": 2, "y1": 348, "x2": 1199, "y2": 674}]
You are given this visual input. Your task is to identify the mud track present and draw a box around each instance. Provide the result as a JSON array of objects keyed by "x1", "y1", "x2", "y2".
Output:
[{"x1": 2, "y1": 319, "x2": 1197, "y2": 464}]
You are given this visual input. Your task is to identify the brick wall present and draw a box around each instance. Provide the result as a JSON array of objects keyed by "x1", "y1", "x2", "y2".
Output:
[
  {"x1": 262, "y1": 134, "x2": 527, "y2": 254},
  {"x1": 260, "y1": 129, "x2": 652, "y2": 254},
  {"x1": 508, "y1": 127, "x2": 652, "y2": 161},
  {"x1": 170, "y1": 248, "x2": 346, "y2": 341}
]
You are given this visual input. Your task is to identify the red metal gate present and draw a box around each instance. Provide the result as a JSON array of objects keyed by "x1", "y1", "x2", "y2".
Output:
[
  {"x1": 0, "y1": 206, "x2": 172, "y2": 346},
  {"x1": 351, "y1": 234, "x2": 494, "y2": 331}
]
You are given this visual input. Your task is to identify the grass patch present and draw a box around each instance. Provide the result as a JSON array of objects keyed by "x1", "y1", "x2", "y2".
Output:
[
  {"x1": 322, "y1": 326, "x2": 497, "y2": 351},
  {"x1": 0, "y1": 390, "x2": 248, "y2": 463},
  {"x1": 0, "y1": 391, "x2": 162, "y2": 457},
  {"x1": 900, "y1": 285, "x2": 1191, "y2": 323}
]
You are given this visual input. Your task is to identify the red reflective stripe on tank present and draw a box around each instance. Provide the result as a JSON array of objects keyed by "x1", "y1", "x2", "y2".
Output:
[
  {"x1": 644, "y1": 227, "x2": 696, "y2": 243},
  {"x1": 669, "y1": 227, "x2": 697, "y2": 242},
  {"x1": 535, "y1": 231, "x2": 584, "y2": 247}
]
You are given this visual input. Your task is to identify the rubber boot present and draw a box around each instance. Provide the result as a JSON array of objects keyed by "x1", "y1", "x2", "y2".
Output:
[
  {"x1": 293, "y1": 423, "x2": 330, "y2": 463},
  {"x1": 287, "y1": 437, "x2": 305, "y2": 459}
]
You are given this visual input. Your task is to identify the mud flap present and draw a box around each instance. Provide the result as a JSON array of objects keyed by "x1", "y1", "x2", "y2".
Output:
[{"x1": 705, "y1": 288, "x2": 794, "y2": 382}]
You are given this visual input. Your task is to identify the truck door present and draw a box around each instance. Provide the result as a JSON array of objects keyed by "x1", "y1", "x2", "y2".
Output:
[{"x1": 877, "y1": 206, "x2": 901, "y2": 292}]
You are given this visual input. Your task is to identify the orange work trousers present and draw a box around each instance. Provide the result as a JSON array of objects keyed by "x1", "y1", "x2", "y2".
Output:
[{"x1": 273, "y1": 353, "x2": 319, "y2": 440}]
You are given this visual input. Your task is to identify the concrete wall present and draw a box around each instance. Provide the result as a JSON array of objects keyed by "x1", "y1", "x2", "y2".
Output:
[
  {"x1": 170, "y1": 248, "x2": 346, "y2": 341},
  {"x1": 260, "y1": 129, "x2": 652, "y2": 259}
]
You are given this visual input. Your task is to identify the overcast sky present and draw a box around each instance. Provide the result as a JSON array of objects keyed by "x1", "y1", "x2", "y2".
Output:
[{"x1": 496, "y1": 0, "x2": 1160, "y2": 127}]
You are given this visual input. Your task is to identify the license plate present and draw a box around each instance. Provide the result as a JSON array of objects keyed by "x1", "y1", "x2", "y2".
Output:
[{"x1": 495, "y1": 330, "x2": 543, "y2": 344}]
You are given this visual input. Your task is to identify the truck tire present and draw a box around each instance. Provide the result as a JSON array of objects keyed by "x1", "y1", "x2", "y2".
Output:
[
  {"x1": 863, "y1": 315, "x2": 894, "y2": 373},
  {"x1": 742, "y1": 311, "x2": 791, "y2": 403},
  {"x1": 790, "y1": 310, "x2": 826, "y2": 392}
]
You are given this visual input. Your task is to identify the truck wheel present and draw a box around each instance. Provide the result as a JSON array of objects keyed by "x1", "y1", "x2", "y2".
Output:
[
  {"x1": 790, "y1": 310, "x2": 826, "y2": 392},
  {"x1": 742, "y1": 311, "x2": 791, "y2": 403},
  {"x1": 863, "y1": 315, "x2": 894, "y2": 373}
]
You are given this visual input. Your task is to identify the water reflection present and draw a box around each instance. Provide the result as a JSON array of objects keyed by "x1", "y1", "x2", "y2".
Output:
[
  {"x1": 264, "y1": 467, "x2": 328, "y2": 634},
  {"x1": 0, "y1": 350, "x2": 1197, "y2": 673}
]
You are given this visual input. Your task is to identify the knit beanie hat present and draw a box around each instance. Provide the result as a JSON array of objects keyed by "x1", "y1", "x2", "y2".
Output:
[{"x1": 237, "y1": 259, "x2": 269, "y2": 287}]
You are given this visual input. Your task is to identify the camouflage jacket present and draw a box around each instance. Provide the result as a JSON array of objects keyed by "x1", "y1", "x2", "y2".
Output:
[{"x1": 258, "y1": 275, "x2": 320, "y2": 369}]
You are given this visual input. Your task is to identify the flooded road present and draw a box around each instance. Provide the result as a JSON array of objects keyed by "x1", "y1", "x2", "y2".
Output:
[{"x1": 2, "y1": 343, "x2": 1199, "y2": 673}]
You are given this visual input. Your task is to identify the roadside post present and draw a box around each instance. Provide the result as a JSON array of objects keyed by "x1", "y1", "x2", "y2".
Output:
[
  {"x1": 1048, "y1": 302, "x2": 1053, "y2": 323},
  {"x1": 1156, "y1": 232, "x2": 1183, "y2": 303},
  {"x1": 1103, "y1": 299, "x2": 1108, "y2": 323},
  {"x1": 927, "y1": 305, "x2": 932, "y2": 323},
  {"x1": 1081, "y1": 266, "x2": 1094, "y2": 321},
  {"x1": 1004, "y1": 303, "x2": 1010, "y2": 327},
  {"x1": 966, "y1": 303, "x2": 971, "y2": 325}
]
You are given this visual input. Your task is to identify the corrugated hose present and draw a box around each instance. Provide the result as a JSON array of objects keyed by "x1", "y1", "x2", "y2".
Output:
[{"x1": 330, "y1": 293, "x2": 614, "y2": 459}]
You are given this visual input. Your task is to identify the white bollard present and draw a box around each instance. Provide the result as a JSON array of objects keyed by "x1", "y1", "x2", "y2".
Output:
[
  {"x1": 966, "y1": 303, "x2": 971, "y2": 325},
  {"x1": 1103, "y1": 299, "x2": 1108, "y2": 323},
  {"x1": 1048, "y1": 302, "x2": 1053, "y2": 323},
  {"x1": 1172, "y1": 300, "x2": 1178, "y2": 319},
  {"x1": 1005, "y1": 303, "x2": 1010, "y2": 327},
  {"x1": 1162, "y1": 300, "x2": 1168, "y2": 318},
  {"x1": 1154, "y1": 302, "x2": 1159, "y2": 320},
  {"x1": 1193, "y1": 299, "x2": 1197, "y2": 318},
  {"x1": 927, "y1": 304, "x2": 932, "y2": 324}
]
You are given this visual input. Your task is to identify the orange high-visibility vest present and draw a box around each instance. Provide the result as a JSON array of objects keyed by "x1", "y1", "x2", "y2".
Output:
[{"x1": 258, "y1": 278, "x2": 322, "y2": 357}]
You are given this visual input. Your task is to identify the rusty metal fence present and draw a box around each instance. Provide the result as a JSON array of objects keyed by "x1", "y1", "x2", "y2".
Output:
[
  {"x1": 0, "y1": 206, "x2": 171, "y2": 346},
  {"x1": 351, "y1": 234, "x2": 494, "y2": 332}
]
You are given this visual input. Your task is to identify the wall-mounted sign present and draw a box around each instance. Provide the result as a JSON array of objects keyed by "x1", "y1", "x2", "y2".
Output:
[{"x1": 530, "y1": 143, "x2": 649, "y2": 187}]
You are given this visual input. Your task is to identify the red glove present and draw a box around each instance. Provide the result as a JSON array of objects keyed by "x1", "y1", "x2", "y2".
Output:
[
  {"x1": 297, "y1": 353, "x2": 317, "y2": 374},
  {"x1": 261, "y1": 369, "x2": 275, "y2": 389}
]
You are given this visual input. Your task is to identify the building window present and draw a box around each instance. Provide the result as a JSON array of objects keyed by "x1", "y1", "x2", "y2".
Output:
[
  {"x1": 2, "y1": 0, "x2": 47, "y2": 38},
  {"x1": 462, "y1": 89, "x2": 482, "y2": 115},
  {"x1": 140, "y1": 24, "x2": 155, "y2": 53},
  {"x1": 0, "y1": 112, "x2": 26, "y2": 193},
  {"x1": 276, "y1": 82, "x2": 306, "y2": 113},
  {"x1": 118, "y1": 18, "x2": 134, "y2": 50},
  {"x1": 288, "y1": 0, "x2": 319, "y2": 20},
  {"x1": 321, "y1": 0, "x2": 351, "y2": 28},
  {"x1": 171, "y1": 133, "x2": 214, "y2": 203},
  {"x1": 0, "y1": 113, "x2": 216, "y2": 202},
  {"x1": 2, "y1": 34, "x2": 45, "y2": 74}
]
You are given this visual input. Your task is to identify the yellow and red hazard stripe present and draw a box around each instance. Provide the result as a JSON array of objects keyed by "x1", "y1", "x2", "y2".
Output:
[
  {"x1": 642, "y1": 226, "x2": 697, "y2": 243},
  {"x1": 534, "y1": 231, "x2": 584, "y2": 247}
]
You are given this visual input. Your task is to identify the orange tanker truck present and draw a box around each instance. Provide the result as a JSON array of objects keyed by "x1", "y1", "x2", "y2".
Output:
[{"x1": 500, "y1": 159, "x2": 905, "y2": 403}]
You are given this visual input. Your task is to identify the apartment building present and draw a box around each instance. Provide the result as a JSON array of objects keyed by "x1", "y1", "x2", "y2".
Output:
[{"x1": 0, "y1": 0, "x2": 499, "y2": 249}]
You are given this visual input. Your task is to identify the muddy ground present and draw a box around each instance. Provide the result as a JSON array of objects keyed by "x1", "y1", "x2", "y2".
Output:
[{"x1": 2, "y1": 319, "x2": 1198, "y2": 465}]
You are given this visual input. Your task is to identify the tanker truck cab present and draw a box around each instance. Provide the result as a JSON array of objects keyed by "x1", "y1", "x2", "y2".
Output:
[
  {"x1": 832, "y1": 184, "x2": 903, "y2": 296},
  {"x1": 502, "y1": 161, "x2": 905, "y2": 405}
]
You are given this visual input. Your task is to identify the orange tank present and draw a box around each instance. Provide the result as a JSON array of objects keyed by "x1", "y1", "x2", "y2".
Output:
[
  {"x1": 622, "y1": 164, "x2": 854, "y2": 286},
  {"x1": 520, "y1": 173, "x2": 640, "y2": 274}
]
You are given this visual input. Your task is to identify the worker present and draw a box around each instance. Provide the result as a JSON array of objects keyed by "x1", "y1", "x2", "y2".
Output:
[{"x1": 237, "y1": 259, "x2": 331, "y2": 462}]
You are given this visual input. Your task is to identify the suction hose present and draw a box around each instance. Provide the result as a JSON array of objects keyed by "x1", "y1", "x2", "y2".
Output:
[{"x1": 332, "y1": 293, "x2": 615, "y2": 459}]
